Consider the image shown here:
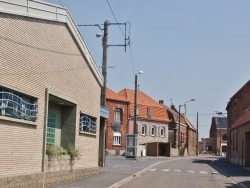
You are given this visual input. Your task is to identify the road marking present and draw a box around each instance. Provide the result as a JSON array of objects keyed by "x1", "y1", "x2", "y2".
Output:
[
  {"x1": 200, "y1": 171, "x2": 208, "y2": 174},
  {"x1": 174, "y1": 169, "x2": 181, "y2": 173},
  {"x1": 149, "y1": 169, "x2": 157, "y2": 171},
  {"x1": 187, "y1": 170, "x2": 195, "y2": 173},
  {"x1": 162, "y1": 169, "x2": 170, "y2": 172}
]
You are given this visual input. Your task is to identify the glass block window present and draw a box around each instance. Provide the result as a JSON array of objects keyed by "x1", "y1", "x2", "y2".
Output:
[
  {"x1": 0, "y1": 88, "x2": 38, "y2": 121},
  {"x1": 47, "y1": 112, "x2": 56, "y2": 144},
  {"x1": 79, "y1": 114, "x2": 97, "y2": 134}
]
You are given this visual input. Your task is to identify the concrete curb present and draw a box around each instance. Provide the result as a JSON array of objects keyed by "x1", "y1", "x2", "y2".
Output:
[
  {"x1": 107, "y1": 160, "x2": 165, "y2": 188},
  {"x1": 210, "y1": 161, "x2": 247, "y2": 188}
]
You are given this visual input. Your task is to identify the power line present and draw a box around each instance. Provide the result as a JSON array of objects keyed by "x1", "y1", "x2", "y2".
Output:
[{"x1": 106, "y1": 0, "x2": 125, "y2": 36}]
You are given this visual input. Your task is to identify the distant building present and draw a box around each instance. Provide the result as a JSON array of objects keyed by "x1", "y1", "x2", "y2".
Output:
[{"x1": 209, "y1": 117, "x2": 228, "y2": 156}]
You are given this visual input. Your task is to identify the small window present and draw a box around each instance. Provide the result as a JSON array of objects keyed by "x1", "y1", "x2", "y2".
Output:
[
  {"x1": 147, "y1": 107, "x2": 151, "y2": 118},
  {"x1": 113, "y1": 132, "x2": 121, "y2": 145},
  {"x1": 0, "y1": 88, "x2": 38, "y2": 121},
  {"x1": 160, "y1": 127, "x2": 165, "y2": 137},
  {"x1": 114, "y1": 108, "x2": 122, "y2": 122},
  {"x1": 168, "y1": 130, "x2": 174, "y2": 143},
  {"x1": 79, "y1": 114, "x2": 97, "y2": 134},
  {"x1": 222, "y1": 134, "x2": 227, "y2": 141},
  {"x1": 141, "y1": 125, "x2": 146, "y2": 135},
  {"x1": 151, "y1": 125, "x2": 156, "y2": 136}
]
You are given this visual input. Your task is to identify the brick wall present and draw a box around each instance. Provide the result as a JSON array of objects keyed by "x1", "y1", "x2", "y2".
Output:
[
  {"x1": 0, "y1": 12, "x2": 100, "y2": 176},
  {"x1": 227, "y1": 81, "x2": 250, "y2": 127},
  {"x1": 106, "y1": 100, "x2": 129, "y2": 153}
]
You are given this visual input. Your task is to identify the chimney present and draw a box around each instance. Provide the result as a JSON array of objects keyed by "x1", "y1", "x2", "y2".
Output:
[
  {"x1": 171, "y1": 104, "x2": 175, "y2": 110},
  {"x1": 159, "y1": 100, "x2": 164, "y2": 104}
]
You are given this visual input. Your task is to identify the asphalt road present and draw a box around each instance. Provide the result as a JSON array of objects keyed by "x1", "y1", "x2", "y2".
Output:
[{"x1": 119, "y1": 157, "x2": 239, "y2": 188}]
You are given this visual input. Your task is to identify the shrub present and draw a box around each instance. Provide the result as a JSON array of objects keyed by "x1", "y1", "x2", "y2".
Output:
[
  {"x1": 66, "y1": 143, "x2": 80, "y2": 160},
  {"x1": 46, "y1": 144, "x2": 67, "y2": 158}
]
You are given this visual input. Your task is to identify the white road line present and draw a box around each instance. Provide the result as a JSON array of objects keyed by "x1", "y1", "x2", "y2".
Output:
[
  {"x1": 186, "y1": 170, "x2": 195, "y2": 173},
  {"x1": 174, "y1": 169, "x2": 181, "y2": 173},
  {"x1": 200, "y1": 171, "x2": 208, "y2": 174},
  {"x1": 162, "y1": 169, "x2": 170, "y2": 172},
  {"x1": 149, "y1": 169, "x2": 157, "y2": 171}
]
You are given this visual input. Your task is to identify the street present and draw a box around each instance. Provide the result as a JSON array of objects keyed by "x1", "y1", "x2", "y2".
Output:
[
  {"x1": 118, "y1": 157, "x2": 238, "y2": 188},
  {"x1": 52, "y1": 155, "x2": 250, "y2": 188}
]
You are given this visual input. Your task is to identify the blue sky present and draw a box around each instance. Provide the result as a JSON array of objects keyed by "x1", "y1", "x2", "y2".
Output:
[{"x1": 45, "y1": 0, "x2": 250, "y2": 139}]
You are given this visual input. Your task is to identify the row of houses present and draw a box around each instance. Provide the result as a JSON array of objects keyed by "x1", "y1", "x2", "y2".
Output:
[
  {"x1": 0, "y1": 0, "x2": 197, "y2": 187},
  {"x1": 105, "y1": 88, "x2": 197, "y2": 157}
]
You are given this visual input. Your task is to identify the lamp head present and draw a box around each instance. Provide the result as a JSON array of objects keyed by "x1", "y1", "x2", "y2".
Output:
[
  {"x1": 190, "y1": 99, "x2": 195, "y2": 101},
  {"x1": 96, "y1": 33, "x2": 103, "y2": 38},
  {"x1": 138, "y1": 70, "x2": 143, "y2": 74}
]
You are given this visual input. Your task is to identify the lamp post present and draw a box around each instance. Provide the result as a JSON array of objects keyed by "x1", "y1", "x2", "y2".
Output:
[
  {"x1": 133, "y1": 71, "x2": 143, "y2": 135},
  {"x1": 178, "y1": 99, "x2": 195, "y2": 155}
]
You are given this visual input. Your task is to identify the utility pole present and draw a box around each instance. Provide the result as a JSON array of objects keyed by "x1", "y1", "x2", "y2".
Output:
[
  {"x1": 133, "y1": 74, "x2": 138, "y2": 134},
  {"x1": 196, "y1": 112, "x2": 199, "y2": 155},
  {"x1": 99, "y1": 20, "x2": 109, "y2": 167},
  {"x1": 78, "y1": 20, "x2": 130, "y2": 167}
]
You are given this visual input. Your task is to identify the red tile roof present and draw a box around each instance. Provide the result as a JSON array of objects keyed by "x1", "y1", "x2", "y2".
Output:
[
  {"x1": 106, "y1": 88, "x2": 130, "y2": 103},
  {"x1": 118, "y1": 88, "x2": 170, "y2": 122},
  {"x1": 232, "y1": 109, "x2": 250, "y2": 129}
]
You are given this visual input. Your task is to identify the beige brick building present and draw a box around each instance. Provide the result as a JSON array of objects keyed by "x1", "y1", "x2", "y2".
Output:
[{"x1": 0, "y1": 0, "x2": 105, "y2": 187}]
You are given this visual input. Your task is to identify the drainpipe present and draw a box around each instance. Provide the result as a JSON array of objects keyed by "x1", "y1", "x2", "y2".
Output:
[{"x1": 42, "y1": 89, "x2": 49, "y2": 188}]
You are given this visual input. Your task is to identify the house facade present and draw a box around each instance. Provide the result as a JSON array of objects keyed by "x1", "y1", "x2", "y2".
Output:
[
  {"x1": 0, "y1": 0, "x2": 104, "y2": 187},
  {"x1": 118, "y1": 89, "x2": 170, "y2": 157},
  {"x1": 163, "y1": 104, "x2": 197, "y2": 156},
  {"x1": 226, "y1": 80, "x2": 250, "y2": 166},
  {"x1": 105, "y1": 88, "x2": 130, "y2": 155},
  {"x1": 209, "y1": 117, "x2": 228, "y2": 156}
]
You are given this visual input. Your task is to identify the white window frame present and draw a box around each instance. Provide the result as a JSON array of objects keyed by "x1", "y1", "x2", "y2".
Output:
[
  {"x1": 113, "y1": 132, "x2": 121, "y2": 146},
  {"x1": 160, "y1": 127, "x2": 165, "y2": 137},
  {"x1": 151, "y1": 125, "x2": 156, "y2": 136},
  {"x1": 141, "y1": 125, "x2": 146, "y2": 135}
]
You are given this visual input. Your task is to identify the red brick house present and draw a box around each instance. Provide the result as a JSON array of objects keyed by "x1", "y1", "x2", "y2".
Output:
[
  {"x1": 105, "y1": 88, "x2": 130, "y2": 155},
  {"x1": 209, "y1": 117, "x2": 228, "y2": 156},
  {"x1": 226, "y1": 80, "x2": 250, "y2": 166}
]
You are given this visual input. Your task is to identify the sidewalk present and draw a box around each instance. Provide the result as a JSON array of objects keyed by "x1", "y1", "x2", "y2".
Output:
[
  {"x1": 211, "y1": 157, "x2": 250, "y2": 188},
  {"x1": 51, "y1": 156, "x2": 169, "y2": 188}
]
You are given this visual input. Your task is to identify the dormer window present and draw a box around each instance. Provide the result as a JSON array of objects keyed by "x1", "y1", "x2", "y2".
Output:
[{"x1": 147, "y1": 107, "x2": 151, "y2": 118}]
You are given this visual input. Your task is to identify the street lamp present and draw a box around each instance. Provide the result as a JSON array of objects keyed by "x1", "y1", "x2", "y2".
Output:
[
  {"x1": 184, "y1": 99, "x2": 195, "y2": 115},
  {"x1": 133, "y1": 70, "x2": 143, "y2": 135},
  {"x1": 178, "y1": 99, "x2": 195, "y2": 155}
]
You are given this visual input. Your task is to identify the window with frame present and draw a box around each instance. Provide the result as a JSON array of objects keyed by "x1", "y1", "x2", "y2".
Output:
[
  {"x1": 114, "y1": 108, "x2": 122, "y2": 122},
  {"x1": 168, "y1": 130, "x2": 174, "y2": 143},
  {"x1": 113, "y1": 132, "x2": 121, "y2": 145},
  {"x1": 160, "y1": 127, "x2": 165, "y2": 137},
  {"x1": 79, "y1": 114, "x2": 97, "y2": 134},
  {"x1": 147, "y1": 107, "x2": 151, "y2": 118},
  {"x1": 222, "y1": 134, "x2": 227, "y2": 141},
  {"x1": 151, "y1": 125, "x2": 156, "y2": 136},
  {"x1": 0, "y1": 88, "x2": 38, "y2": 121},
  {"x1": 141, "y1": 124, "x2": 146, "y2": 135}
]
